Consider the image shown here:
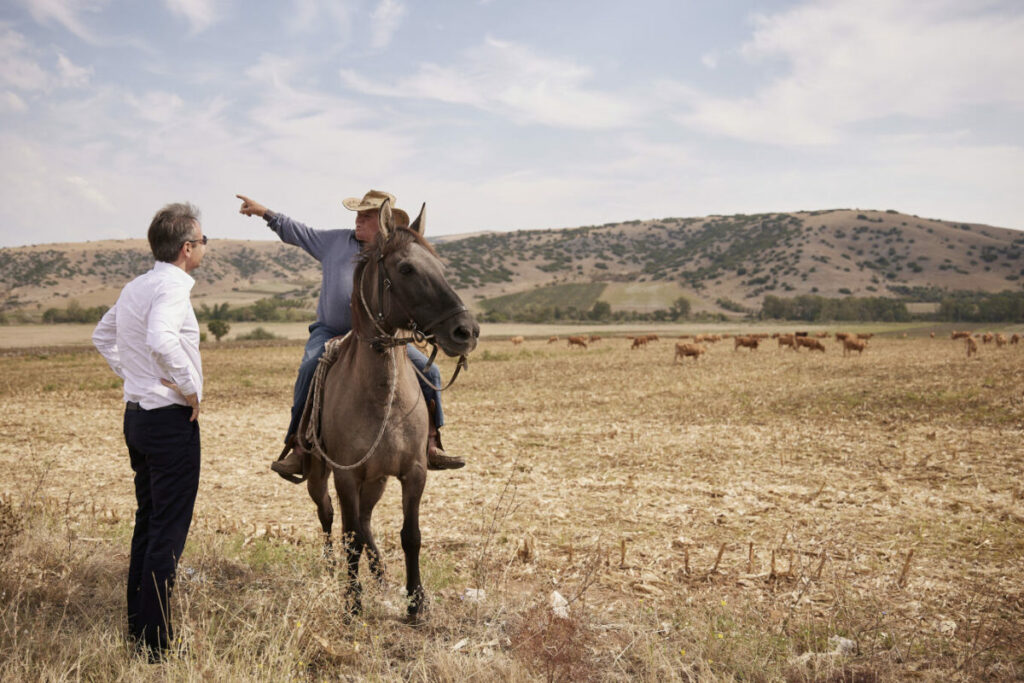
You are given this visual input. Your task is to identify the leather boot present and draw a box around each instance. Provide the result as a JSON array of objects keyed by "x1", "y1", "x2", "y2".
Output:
[
  {"x1": 426, "y1": 400, "x2": 464, "y2": 470},
  {"x1": 271, "y1": 437, "x2": 307, "y2": 483}
]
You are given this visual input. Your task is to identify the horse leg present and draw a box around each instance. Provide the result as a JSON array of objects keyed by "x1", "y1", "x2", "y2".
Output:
[
  {"x1": 358, "y1": 477, "x2": 388, "y2": 586},
  {"x1": 335, "y1": 473, "x2": 364, "y2": 616},
  {"x1": 306, "y1": 457, "x2": 334, "y2": 571},
  {"x1": 400, "y1": 469, "x2": 427, "y2": 622}
]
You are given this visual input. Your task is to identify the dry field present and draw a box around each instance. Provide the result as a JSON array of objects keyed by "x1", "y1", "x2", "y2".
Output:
[{"x1": 2, "y1": 329, "x2": 1024, "y2": 680}]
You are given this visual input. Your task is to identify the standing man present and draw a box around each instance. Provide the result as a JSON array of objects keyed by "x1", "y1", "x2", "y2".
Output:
[
  {"x1": 235, "y1": 190, "x2": 464, "y2": 480},
  {"x1": 92, "y1": 202, "x2": 206, "y2": 660}
]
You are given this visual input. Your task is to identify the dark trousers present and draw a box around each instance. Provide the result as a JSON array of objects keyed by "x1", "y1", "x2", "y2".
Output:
[
  {"x1": 286, "y1": 322, "x2": 446, "y2": 441},
  {"x1": 123, "y1": 405, "x2": 200, "y2": 654}
]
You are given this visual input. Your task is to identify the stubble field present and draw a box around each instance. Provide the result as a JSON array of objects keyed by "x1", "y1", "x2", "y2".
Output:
[{"x1": 2, "y1": 327, "x2": 1023, "y2": 680}]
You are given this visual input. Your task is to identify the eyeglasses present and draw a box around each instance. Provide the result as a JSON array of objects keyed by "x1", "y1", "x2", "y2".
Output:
[{"x1": 183, "y1": 235, "x2": 209, "y2": 247}]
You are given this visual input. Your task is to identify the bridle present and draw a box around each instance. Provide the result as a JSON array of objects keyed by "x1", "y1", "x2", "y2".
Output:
[{"x1": 357, "y1": 237, "x2": 468, "y2": 392}]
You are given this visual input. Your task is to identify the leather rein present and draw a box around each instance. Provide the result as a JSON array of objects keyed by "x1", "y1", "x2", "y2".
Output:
[{"x1": 357, "y1": 245, "x2": 468, "y2": 392}]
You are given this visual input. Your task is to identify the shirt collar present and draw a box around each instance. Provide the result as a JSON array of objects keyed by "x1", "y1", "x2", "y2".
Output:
[{"x1": 153, "y1": 260, "x2": 196, "y2": 288}]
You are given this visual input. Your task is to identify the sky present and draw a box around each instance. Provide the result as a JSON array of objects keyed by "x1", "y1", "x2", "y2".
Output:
[{"x1": 1, "y1": 0, "x2": 1022, "y2": 248}]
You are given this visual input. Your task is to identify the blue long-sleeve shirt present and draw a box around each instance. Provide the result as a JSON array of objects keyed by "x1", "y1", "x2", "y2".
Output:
[{"x1": 266, "y1": 212, "x2": 362, "y2": 333}]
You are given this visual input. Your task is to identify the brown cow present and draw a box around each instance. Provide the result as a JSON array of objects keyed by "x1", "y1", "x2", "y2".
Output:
[
  {"x1": 982, "y1": 333, "x2": 994, "y2": 344},
  {"x1": 674, "y1": 342, "x2": 706, "y2": 363},
  {"x1": 995, "y1": 333, "x2": 1007, "y2": 347},
  {"x1": 547, "y1": 336, "x2": 559, "y2": 344},
  {"x1": 567, "y1": 336, "x2": 588, "y2": 349},
  {"x1": 966, "y1": 336, "x2": 978, "y2": 357},
  {"x1": 588, "y1": 335, "x2": 602, "y2": 343},
  {"x1": 1011, "y1": 333, "x2": 1021, "y2": 345},
  {"x1": 796, "y1": 337, "x2": 826, "y2": 352},
  {"x1": 842, "y1": 338, "x2": 867, "y2": 356},
  {"x1": 511, "y1": 335, "x2": 524, "y2": 346},
  {"x1": 631, "y1": 336, "x2": 648, "y2": 350},
  {"x1": 777, "y1": 334, "x2": 797, "y2": 350},
  {"x1": 950, "y1": 330, "x2": 972, "y2": 340},
  {"x1": 734, "y1": 336, "x2": 759, "y2": 351}
]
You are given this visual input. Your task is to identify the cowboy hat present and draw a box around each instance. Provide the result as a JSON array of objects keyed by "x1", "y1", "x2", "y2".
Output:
[{"x1": 342, "y1": 189, "x2": 397, "y2": 212}]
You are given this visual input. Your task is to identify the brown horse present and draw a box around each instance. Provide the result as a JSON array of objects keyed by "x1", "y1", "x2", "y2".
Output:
[{"x1": 301, "y1": 200, "x2": 478, "y2": 621}]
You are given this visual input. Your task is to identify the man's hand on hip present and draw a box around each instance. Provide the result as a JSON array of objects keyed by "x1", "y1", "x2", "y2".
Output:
[{"x1": 160, "y1": 379, "x2": 201, "y2": 422}]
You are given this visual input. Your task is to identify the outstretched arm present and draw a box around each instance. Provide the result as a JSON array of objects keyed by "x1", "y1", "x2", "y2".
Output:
[{"x1": 236, "y1": 193, "x2": 329, "y2": 260}]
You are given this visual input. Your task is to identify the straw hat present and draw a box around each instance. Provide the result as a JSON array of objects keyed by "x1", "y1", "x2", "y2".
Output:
[
  {"x1": 342, "y1": 189, "x2": 397, "y2": 212},
  {"x1": 342, "y1": 189, "x2": 409, "y2": 228}
]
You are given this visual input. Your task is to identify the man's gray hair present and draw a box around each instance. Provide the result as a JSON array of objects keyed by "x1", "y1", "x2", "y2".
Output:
[{"x1": 148, "y1": 202, "x2": 201, "y2": 263}]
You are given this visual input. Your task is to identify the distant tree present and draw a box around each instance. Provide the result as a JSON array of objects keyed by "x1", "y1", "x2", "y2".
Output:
[
  {"x1": 589, "y1": 300, "x2": 611, "y2": 321},
  {"x1": 207, "y1": 319, "x2": 230, "y2": 342},
  {"x1": 669, "y1": 296, "x2": 691, "y2": 320}
]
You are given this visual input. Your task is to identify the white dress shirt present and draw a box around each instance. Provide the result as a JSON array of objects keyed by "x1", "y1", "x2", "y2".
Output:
[{"x1": 92, "y1": 261, "x2": 203, "y2": 409}]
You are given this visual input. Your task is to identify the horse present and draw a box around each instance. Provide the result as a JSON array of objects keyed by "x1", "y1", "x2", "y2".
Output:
[{"x1": 301, "y1": 200, "x2": 478, "y2": 621}]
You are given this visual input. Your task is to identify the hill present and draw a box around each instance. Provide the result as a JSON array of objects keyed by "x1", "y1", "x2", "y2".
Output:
[
  {"x1": 436, "y1": 208, "x2": 1023, "y2": 316},
  {"x1": 2, "y1": 209, "x2": 1022, "y2": 321}
]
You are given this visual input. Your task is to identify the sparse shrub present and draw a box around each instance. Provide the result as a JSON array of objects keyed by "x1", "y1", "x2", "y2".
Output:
[{"x1": 236, "y1": 326, "x2": 279, "y2": 341}]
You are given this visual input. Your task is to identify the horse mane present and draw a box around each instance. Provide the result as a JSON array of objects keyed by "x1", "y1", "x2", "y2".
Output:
[{"x1": 350, "y1": 227, "x2": 439, "y2": 340}]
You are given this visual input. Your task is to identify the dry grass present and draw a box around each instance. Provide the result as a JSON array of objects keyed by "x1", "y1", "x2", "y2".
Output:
[{"x1": 2, "y1": 329, "x2": 1023, "y2": 680}]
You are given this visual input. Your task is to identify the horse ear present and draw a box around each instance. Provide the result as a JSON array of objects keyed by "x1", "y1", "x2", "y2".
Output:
[
  {"x1": 409, "y1": 203, "x2": 426, "y2": 236},
  {"x1": 378, "y1": 199, "x2": 394, "y2": 239}
]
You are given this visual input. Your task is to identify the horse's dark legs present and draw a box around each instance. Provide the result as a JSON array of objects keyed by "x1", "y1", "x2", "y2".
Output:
[
  {"x1": 400, "y1": 470, "x2": 426, "y2": 621},
  {"x1": 305, "y1": 458, "x2": 334, "y2": 570},
  {"x1": 335, "y1": 475, "x2": 364, "y2": 616},
  {"x1": 358, "y1": 478, "x2": 388, "y2": 584}
]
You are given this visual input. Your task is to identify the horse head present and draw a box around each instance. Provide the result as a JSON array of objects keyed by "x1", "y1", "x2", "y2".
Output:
[{"x1": 355, "y1": 200, "x2": 479, "y2": 358}]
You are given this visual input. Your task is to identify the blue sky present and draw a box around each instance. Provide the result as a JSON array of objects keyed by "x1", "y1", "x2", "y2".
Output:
[{"x1": 1, "y1": 0, "x2": 1022, "y2": 248}]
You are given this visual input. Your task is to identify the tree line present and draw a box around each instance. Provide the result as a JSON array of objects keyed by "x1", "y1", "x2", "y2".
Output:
[{"x1": 21, "y1": 289, "x2": 1024, "y2": 326}]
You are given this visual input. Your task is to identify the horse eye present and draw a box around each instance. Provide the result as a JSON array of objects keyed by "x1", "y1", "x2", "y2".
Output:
[{"x1": 398, "y1": 263, "x2": 414, "y2": 275}]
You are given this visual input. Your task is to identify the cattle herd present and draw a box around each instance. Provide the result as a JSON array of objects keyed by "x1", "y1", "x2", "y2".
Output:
[{"x1": 508, "y1": 329, "x2": 1021, "y2": 362}]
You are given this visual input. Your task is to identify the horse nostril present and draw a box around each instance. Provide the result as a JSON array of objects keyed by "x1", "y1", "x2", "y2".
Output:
[{"x1": 453, "y1": 325, "x2": 471, "y2": 341}]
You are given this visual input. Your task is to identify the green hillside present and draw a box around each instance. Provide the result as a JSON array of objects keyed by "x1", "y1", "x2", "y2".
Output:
[{"x1": 478, "y1": 283, "x2": 607, "y2": 320}]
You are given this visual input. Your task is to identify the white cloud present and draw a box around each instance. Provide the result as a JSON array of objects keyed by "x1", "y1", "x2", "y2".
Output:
[
  {"x1": 0, "y1": 26, "x2": 51, "y2": 91},
  {"x1": 340, "y1": 36, "x2": 642, "y2": 129},
  {"x1": 286, "y1": 0, "x2": 355, "y2": 38},
  {"x1": 66, "y1": 174, "x2": 114, "y2": 212},
  {"x1": 124, "y1": 90, "x2": 185, "y2": 124},
  {"x1": 56, "y1": 53, "x2": 92, "y2": 87},
  {"x1": 164, "y1": 0, "x2": 221, "y2": 34},
  {"x1": 675, "y1": 0, "x2": 1024, "y2": 145},
  {"x1": 370, "y1": 0, "x2": 406, "y2": 50},
  {"x1": 1, "y1": 27, "x2": 94, "y2": 94},
  {"x1": 17, "y1": 0, "x2": 106, "y2": 44},
  {"x1": 1, "y1": 91, "x2": 28, "y2": 112}
]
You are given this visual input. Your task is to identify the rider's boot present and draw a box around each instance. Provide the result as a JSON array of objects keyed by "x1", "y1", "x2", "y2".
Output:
[
  {"x1": 426, "y1": 399, "x2": 465, "y2": 470},
  {"x1": 272, "y1": 436, "x2": 307, "y2": 482}
]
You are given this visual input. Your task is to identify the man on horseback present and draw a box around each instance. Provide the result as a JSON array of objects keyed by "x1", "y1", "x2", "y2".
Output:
[{"x1": 235, "y1": 189, "x2": 464, "y2": 480}]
